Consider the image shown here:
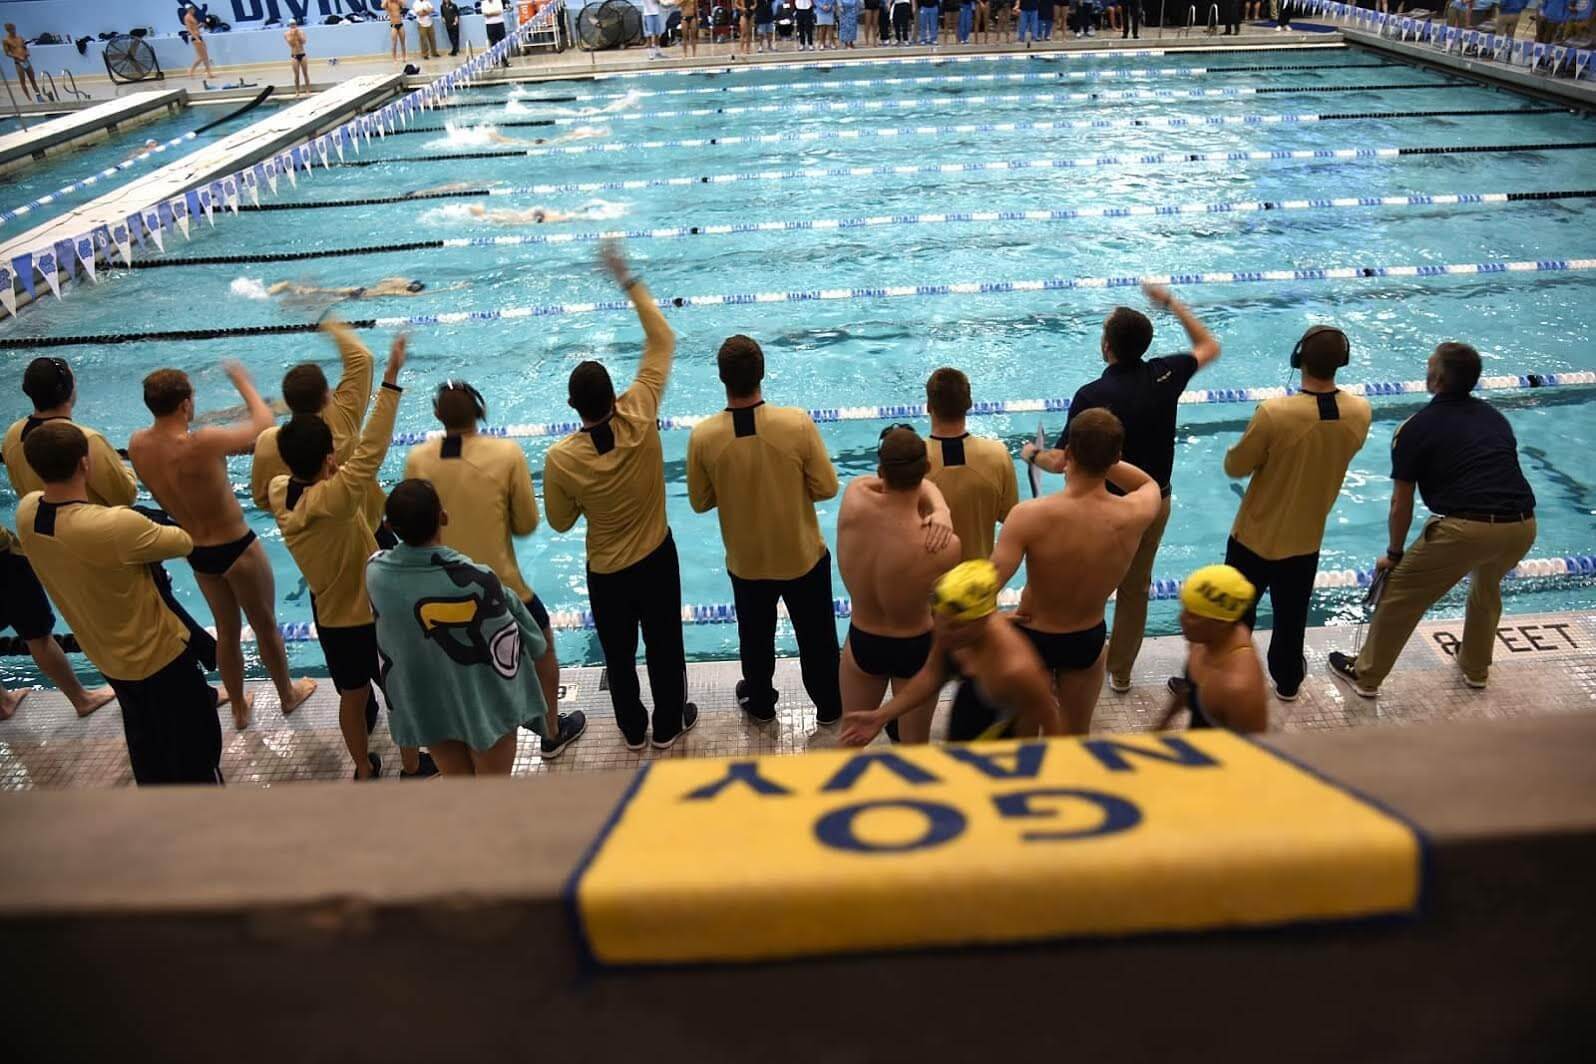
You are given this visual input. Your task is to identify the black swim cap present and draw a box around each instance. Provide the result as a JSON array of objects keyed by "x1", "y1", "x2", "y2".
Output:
[{"x1": 406, "y1": 280, "x2": 426, "y2": 293}]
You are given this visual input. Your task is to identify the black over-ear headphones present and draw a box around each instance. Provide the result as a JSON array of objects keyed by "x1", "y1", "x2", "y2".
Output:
[
  {"x1": 1290, "y1": 325, "x2": 1351, "y2": 370},
  {"x1": 435, "y1": 379, "x2": 486, "y2": 421}
]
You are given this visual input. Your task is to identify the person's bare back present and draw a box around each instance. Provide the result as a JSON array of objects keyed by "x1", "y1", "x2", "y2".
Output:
[
  {"x1": 838, "y1": 476, "x2": 961, "y2": 636},
  {"x1": 1005, "y1": 484, "x2": 1157, "y2": 634},
  {"x1": 131, "y1": 430, "x2": 248, "y2": 546}
]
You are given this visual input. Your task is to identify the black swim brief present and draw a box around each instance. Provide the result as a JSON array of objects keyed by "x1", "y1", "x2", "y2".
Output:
[
  {"x1": 946, "y1": 676, "x2": 1018, "y2": 743},
  {"x1": 847, "y1": 623, "x2": 933, "y2": 679},
  {"x1": 523, "y1": 593, "x2": 552, "y2": 634},
  {"x1": 1018, "y1": 620, "x2": 1107, "y2": 671},
  {"x1": 188, "y1": 529, "x2": 258, "y2": 576}
]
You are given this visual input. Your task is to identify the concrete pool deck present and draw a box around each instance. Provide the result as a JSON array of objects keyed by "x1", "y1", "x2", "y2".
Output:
[{"x1": 3, "y1": 609, "x2": 1590, "y2": 789}]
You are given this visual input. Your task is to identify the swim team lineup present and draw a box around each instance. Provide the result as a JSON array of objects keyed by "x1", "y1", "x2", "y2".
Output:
[{"x1": 0, "y1": 9, "x2": 1586, "y2": 791}]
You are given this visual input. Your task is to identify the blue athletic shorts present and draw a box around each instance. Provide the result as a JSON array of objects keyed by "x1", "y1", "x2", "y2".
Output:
[{"x1": 643, "y1": 12, "x2": 666, "y2": 35}]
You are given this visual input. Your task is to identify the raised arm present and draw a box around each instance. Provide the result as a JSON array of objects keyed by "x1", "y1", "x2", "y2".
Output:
[
  {"x1": 1104, "y1": 460, "x2": 1162, "y2": 523},
  {"x1": 194, "y1": 361, "x2": 276, "y2": 457},
  {"x1": 916, "y1": 477, "x2": 955, "y2": 554},
  {"x1": 322, "y1": 318, "x2": 376, "y2": 450},
  {"x1": 324, "y1": 337, "x2": 405, "y2": 519},
  {"x1": 602, "y1": 241, "x2": 675, "y2": 420},
  {"x1": 1143, "y1": 282, "x2": 1220, "y2": 369}
]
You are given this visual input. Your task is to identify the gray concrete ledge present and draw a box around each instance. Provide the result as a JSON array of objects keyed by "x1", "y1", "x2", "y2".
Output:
[
  {"x1": 0, "y1": 89, "x2": 186, "y2": 174},
  {"x1": 0, "y1": 74, "x2": 403, "y2": 315},
  {"x1": 1345, "y1": 27, "x2": 1596, "y2": 111},
  {"x1": 0, "y1": 714, "x2": 1591, "y2": 1061}
]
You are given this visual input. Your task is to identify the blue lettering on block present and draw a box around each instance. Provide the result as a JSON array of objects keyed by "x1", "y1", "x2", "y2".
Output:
[
  {"x1": 992, "y1": 788, "x2": 1142, "y2": 842},
  {"x1": 1080, "y1": 736, "x2": 1220, "y2": 773},
  {"x1": 820, "y1": 752, "x2": 941, "y2": 792},
  {"x1": 682, "y1": 761, "x2": 793, "y2": 801},
  {"x1": 940, "y1": 742, "x2": 1046, "y2": 780},
  {"x1": 814, "y1": 800, "x2": 966, "y2": 854}
]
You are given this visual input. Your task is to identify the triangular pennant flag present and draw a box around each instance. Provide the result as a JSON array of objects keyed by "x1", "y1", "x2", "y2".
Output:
[
  {"x1": 125, "y1": 212, "x2": 145, "y2": 248},
  {"x1": 285, "y1": 156, "x2": 298, "y2": 187},
  {"x1": 316, "y1": 137, "x2": 329, "y2": 168},
  {"x1": 334, "y1": 131, "x2": 345, "y2": 162},
  {"x1": 223, "y1": 175, "x2": 239, "y2": 213},
  {"x1": 111, "y1": 223, "x2": 133, "y2": 266},
  {"x1": 264, "y1": 158, "x2": 279, "y2": 194},
  {"x1": 170, "y1": 197, "x2": 191, "y2": 239},
  {"x1": 12, "y1": 252, "x2": 35, "y2": 301},
  {"x1": 36, "y1": 248, "x2": 62, "y2": 300},
  {"x1": 0, "y1": 265, "x2": 15, "y2": 318},
  {"x1": 199, "y1": 187, "x2": 216, "y2": 226},
  {"x1": 143, "y1": 210, "x2": 165, "y2": 251},
  {"x1": 74, "y1": 235, "x2": 97, "y2": 284}
]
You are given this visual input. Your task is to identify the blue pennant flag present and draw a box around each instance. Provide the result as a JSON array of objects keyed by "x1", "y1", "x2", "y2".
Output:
[{"x1": 12, "y1": 252, "x2": 35, "y2": 301}]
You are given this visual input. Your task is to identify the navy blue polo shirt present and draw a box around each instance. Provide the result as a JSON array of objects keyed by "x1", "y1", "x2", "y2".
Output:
[
  {"x1": 1059, "y1": 353, "x2": 1200, "y2": 496},
  {"x1": 1390, "y1": 393, "x2": 1535, "y2": 517}
]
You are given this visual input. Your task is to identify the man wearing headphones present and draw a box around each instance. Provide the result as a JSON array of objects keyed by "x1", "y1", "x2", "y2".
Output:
[
  {"x1": 1222, "y1": 325, "x2": 1371, "y2": 701},
  {"x1": 403, "y1": 380, "x2": 586, "y2": 759}
]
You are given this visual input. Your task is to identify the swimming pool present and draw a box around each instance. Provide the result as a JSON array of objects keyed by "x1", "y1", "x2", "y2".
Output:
[{"x1": 2, "y1": 42, "x2": 1594, "y2": 684}]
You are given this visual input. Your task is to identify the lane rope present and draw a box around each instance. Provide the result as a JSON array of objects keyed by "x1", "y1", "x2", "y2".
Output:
[
  {"x1": 224, "y1": 142, "x2": 1596, "y2": 209},
  {"x1": 386, "y1": 371, "x2": 1596, "y2": 445},
  {"x1": 330, "y1": 107, "x2": 1569, "y2": 163},
  {"x1": 9, "y1": 258, "x2": 1594, "y2": 349},
  {"x1": 0, "y1": 131, "x2": 199, "y2": 227},
  {"x1": 126, "y1": 189, "x2": 1596, "y2": 269}
]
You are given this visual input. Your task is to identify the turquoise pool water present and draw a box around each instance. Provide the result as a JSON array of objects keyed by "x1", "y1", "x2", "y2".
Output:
[{"x1": 2, "y1": 43, "x2": 1594, "y2": 682}]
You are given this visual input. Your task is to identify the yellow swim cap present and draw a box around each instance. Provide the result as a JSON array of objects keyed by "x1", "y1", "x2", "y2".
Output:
[
  {"x1": 930, "y1": 560, "x2": 1001, "y2": 622},
  {"x1": 1180, "y1": 564, "x2": 1256, "y2": 623}
]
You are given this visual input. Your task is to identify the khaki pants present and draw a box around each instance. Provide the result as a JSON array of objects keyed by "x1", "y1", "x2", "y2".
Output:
[
  {"x1": 1355, "y1": 516, "x2": 1536, "y2": 689},
  {"x1": 418, "y1": 25, "x2": 440, "y2": 57},
  {"x1": 1107, "y1": 494, "x2": 1172, "y2": 684}
]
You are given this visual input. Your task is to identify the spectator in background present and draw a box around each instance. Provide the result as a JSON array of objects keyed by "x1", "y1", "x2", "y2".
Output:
[
  {"x1": 892, "y1": 0, "x2": 915, "y2": 41},
  {"x1": 755, "y1": 0, "x2": 775, "y2": 53},
  {"x1": 795, "y1": 0, "x2": 819, "y2": 49},
  {"x1": 441, "y1": 0, "x2": 463, "y2": 55},
  {"x1": 1158, "y1": 565, "x2": 1269, "y2": 733},
  {"x1": 837, "y1": 427, "x2": 960, "y2": 744},
  {"x1": 367, "y1": 481, "x2": 583, "y2": 776},
  {"x1": 642, "y1": 0, "x2": 668, "y2": 57},
  {"x1": 2, "y1": 24, "x2": 41, "y2": 100},
  {"x1": 481, "y1": 0, "x2": 511, "y2": 64},
  {"x1": 922, "y1": 368, "x2": 1018, "y2": 562},
  {"x1": 1120, "y1": 0, "x2": 1138, "y2": 37},
  {"x1": 543, "y1": 243, "x2": 698, "y2": 752},
  {"x1": 1535, "y1": 0, "x2": 1574, "y2": 42},
  {"x1": 1494, "y1": 0, "x2": 1528, "y2": 39},
  {"x1": 917, "y1": 0, "x2": 941, "y2": 42},
  {"x1": 182, "y1": 4, "x2": 216, "y2": 80},
  {"x1": 1017, "y1": 0, "x2": 1040, "y2": 44},
  {"x1": 1276, "y1": 0, "x2": 1295, "y2": 30},
  {"x1": 687, "y1": 336, "x2": 842, "y2": 728},
  {"x1": 272, "y1": 335, "x2": 429, "y2": 780},
  {"x1": 284, "y1": 19, "x2": 309, "y2": 95},
  {"x1": 385, "y1": 0, "x2": 408, "y2": 62},
  {"x1": 957, "y1": 0, "x2": 976, "y2": 41},
  {"x1": 839, "y1": 0, "x2": 862, "y2": 45},
  {"x1": 680, "y1": 0, "x2": 701, "y2": 56},
  {"x1": 405, "y1": 381, "x2": 584, "y2": 758},
  {"x1": 1219, "y1": 0, "x2": 1240, "y2": 34},
  {"x1": 818, "y1": 0, "x2": 839, "y2": 47},
  {"x1": 1330, "y1": 343, "x2": 1537, "y2": 699},
  {"x1": 1223, "y1": 326, "x2": 1371, "y2": 702},
  {"x1": 1024, "y1": 283, "x2": 1220, "y2": 695},
  {"x1": 413, "y1": 0, "x2": 441, "y2": 58},
  {"x1": 1037, "y1": 0, "x2": 1056, "y2": 39},
  {"x1": 17, "y1": 423, "x2": 216, "y2": 784}
]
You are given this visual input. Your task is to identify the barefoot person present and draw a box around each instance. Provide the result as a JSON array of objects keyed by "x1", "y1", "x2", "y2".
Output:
[
  {"x1": 3, "y1": 23, "x2": 41, "y2": 99},
  {"x1": 182, "y1": 4, "x2": 216, "y2": 80},
  {"x1": 1, "y1": 523, "x2": 116, "y2": 719},
  {"x1": 284, "y1": 19, "x2": 309, "y2": 95},
  {"x1": 841, "y1": 560, "x2": 1063, "y2": 745},
  {"x1": 1001, "y1": 410, "x2": 1162, "y2": 734},
  {"x1": 272, "y1": 334, "x2": 430, "y2": 780},
  {"x1": 129, "y1": 364, "x2": 317, "y2": 729},
  {"x1": 836, "y1": 426, "x2": 960, "y2": 744},
  {"x1": 17, "y1": 423, "x2": 220, "y2": 784},
  {"x1": 1158, "y1": 565, "x2": 1268, "y2": 733},
  {"x1": 385, "y1": 0, "x2": 409, "y2": 62},
  {"x1": 405, "y1": 381, "x2": 586, "y2": 758}
]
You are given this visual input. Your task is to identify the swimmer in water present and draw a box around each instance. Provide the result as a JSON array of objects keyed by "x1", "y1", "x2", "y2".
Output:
[
  {"x1": 467, "y1": 203, "x2": 576, "y2": 225},
  {"x1": 194, "y1": 396, "x2": 292, "y2": 426},
  {"x1": 479, "y1": 125, "x2": 609, "y2": 148},
  {"x1": 407, "y1": 181, "x2": 482, "y2": 197},
  {"x1": 268, "y1": 277, "x2": 438, "y2": 302}
]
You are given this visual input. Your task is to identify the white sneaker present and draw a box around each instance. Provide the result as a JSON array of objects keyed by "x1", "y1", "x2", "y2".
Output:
[{"x1": 1087, "y1": 27, "x2": 1096, "y2": 36}]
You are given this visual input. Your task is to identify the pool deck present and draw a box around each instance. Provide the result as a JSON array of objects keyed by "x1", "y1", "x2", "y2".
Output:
[
  {"x1": 1344, "y1": 27, "x2": 1596, "y2": 111},
  {"x1": 4, "y1": 608, "x2": 1590, "y2": 789},
  {"x1": 0, "y1": 74, "x2": 403, "y2": 313},
  {"x1": 0, "y1": 90, "x2": 187, "y2": 174}
]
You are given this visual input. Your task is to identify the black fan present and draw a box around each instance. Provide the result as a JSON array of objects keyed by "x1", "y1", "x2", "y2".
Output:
[
  {"x1": 103, "y1": 34, "x2": 164, "y2": 83},
  {"x1": 575, "y1": 0, "x2": 640, "y2": 50}
]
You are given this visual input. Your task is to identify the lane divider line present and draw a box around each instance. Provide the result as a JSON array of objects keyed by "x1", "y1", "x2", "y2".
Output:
[
  {"x1": 229, "y1": 142, "x2": 1596, "y2": 209},
  {"x1": 130, "y1": 189, "x2": 1596, "y2": 269},
  {"x1": 0, "y1": 131, "x2": 200, "y2": 227},
  {"x1": 330, "y1": 107, "x2": 1568, "y2": 164},
  {"x1": 388, "y1": 371, "x2": 1596, "y2": 445},
  {"x1": 7, "y1": 258, "x2": 1594, "y2": 349}
]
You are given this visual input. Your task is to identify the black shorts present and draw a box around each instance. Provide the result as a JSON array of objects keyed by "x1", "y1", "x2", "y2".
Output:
[
  {"x1": 1, "y1": 548, "x2": 55, "y2": 641},
  {"x1": 847, "y1": 623, "x2": 932, "y2": 679},
  {"x1": 1019, "y1": 621, "x2": 1107, "y2": 672},
  {"x1": 947, "y1": 678, "x2": 1017, "y2": 744},
  {"x1": 108, "y1": 649, "x2": 223, "y2": 785},
  {"x1": 317, "y1": 621, "x2": 379, "y2": 693},
  {"x1": 188, "y1": 529, "x2": 257, "y2": 576},
  {"x1": 523, "y1": 593, "x2": 551, "y2": 634}
]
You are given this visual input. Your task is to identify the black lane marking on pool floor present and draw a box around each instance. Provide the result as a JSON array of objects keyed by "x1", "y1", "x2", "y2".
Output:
[
  {"x1": 322, "y1": 108, "x2": 1574, "y2": 167},
  {"x1": 223, "y1": 142, "x2": 1596, "y2": 213},
  {"x1": 127, "y1": 190, "x2": 1596, "y2": 270}
]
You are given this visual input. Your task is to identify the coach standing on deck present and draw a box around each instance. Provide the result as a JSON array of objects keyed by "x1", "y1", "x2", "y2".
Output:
[
  {"x1": 1223, "y1": 326, "x2": 1370, "y2": 702},
  {"x1": 1024, "y1": 282, "x2": 1220, "y2": 694},
  {"x1": 688, "y1": 335, "x2": 842, "y2": 727},
  {"x1": 1329, "y1": 342, "x2": 1536, "y2": 699},
  {"x1": 544, "y1": 242, "x2": 698, "y2": 752}
]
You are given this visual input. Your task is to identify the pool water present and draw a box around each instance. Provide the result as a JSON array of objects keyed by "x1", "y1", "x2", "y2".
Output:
[
  {"x1": 1, "y1": 104, "x2": 282, "y2": 234},
  {"x1": 2, "y1": 43, "x2": 1594, "y2": 683}
]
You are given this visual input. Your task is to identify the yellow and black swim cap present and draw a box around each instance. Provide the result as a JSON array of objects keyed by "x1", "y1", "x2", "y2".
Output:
[
  {"x1": 1180, "y1": 564, "x2": 1256, "y2": 623},
  {"x1": 930, "y1": 560, "x2": 1001, "y2": 622}
]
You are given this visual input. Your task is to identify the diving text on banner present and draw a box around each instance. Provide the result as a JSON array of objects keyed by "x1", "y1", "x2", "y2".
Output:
[{"x1": 571, "y1": 732, "x2": 1422, "y2": 965}]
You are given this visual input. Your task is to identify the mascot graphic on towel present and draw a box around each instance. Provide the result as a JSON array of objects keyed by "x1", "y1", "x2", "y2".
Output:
[{"x1": 409, "y1": 557, "x2": 522, "y2": 680}]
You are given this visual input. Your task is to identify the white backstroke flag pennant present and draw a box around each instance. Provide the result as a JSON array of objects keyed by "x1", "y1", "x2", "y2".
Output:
[
  {"x1": 0, "y1": 265, "x2": 14, "y2": 318},
  {"x1": 74, "y1": 235, "x2": 97, "y2": 284},
  {"x1": 143, "y1": 209, "x2": 165, "y2": 251},
  {"x1": 36, "y1": 247, "x2": 62, "y2": 300}
]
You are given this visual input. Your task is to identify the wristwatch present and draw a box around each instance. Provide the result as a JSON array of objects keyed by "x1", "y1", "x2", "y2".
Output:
[{"x1": 1385, "y1": 548, "x2": 1404, "y2": 562}]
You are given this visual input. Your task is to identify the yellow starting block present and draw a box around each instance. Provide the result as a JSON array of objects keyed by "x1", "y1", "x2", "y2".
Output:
[{"x1": 570, "y1": 732, "x2": 1424, "y2": 966}]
